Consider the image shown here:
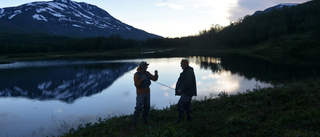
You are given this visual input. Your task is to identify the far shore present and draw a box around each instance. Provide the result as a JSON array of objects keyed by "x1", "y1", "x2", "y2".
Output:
[{"x1": 1, "y1": 46, "x2": 320, "y2": 66}]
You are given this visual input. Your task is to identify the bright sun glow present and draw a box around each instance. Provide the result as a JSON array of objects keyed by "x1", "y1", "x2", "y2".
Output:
[{"x1": 154, "y1": 0, "x2": 238, "y2": 37}]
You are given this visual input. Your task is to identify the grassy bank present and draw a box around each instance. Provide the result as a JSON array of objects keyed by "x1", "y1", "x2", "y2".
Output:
[
  {"x1": 62, "y1": 77, "x2": 320, "y2": 137},
  {"x1": 246, "y1": 35, "x2": 320, "y2": 66}
]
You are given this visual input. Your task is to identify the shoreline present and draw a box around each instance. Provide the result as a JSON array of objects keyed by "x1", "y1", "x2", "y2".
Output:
[{"x1": 1, "y1": 45, "x2": 320, "y2": 67}]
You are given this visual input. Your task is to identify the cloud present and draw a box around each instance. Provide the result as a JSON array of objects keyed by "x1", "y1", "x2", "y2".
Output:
[
  {"x1": 157, "y1": 3, "x2": 185, "y2": 10},
  {"x1": 152, "y1": 0, "x2": 310, "y2": 37},
  {"x1": 156, "y1": 0, "x2": 237, "y2": 25},
  {"x1": 157, "y1": 0, "x2": 237, "y2": 10}
]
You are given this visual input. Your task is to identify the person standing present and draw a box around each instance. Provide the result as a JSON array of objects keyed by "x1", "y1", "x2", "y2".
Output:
[
  {"x1": 175, "y1": 59, "x2": 197, "y2": 122},
  {"x1": 133, "y1": 61, "x2": 158, "y2": 125}
]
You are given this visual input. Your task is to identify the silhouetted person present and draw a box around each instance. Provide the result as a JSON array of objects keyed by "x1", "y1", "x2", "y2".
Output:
[
  {"x1": 133, "y1": 61, "x2": 158, "y2": 126},
  {"x1": 175, "y1": 59, "x2": 197, "y2": 122}
]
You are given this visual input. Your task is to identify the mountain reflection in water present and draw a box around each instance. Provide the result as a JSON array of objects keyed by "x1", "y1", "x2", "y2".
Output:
[{"x1": 0, "y1": 61, "x2": 138, "y2": 103}]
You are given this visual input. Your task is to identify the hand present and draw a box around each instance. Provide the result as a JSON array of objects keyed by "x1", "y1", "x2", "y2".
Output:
[{"x1": 154, "y1": 70, "x2": 158, "y2": 75}]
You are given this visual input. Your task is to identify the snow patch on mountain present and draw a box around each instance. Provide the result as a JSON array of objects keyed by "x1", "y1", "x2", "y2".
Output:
[
  {"x1": 75, "y1": 11, "x2": 92, "y2": 20},
  {"x1": 26, "y1": 3, "x2": 37, "y2": 7},
  {"x1": 38, "y1": 81, "x2": 52, "y2": 90},
  {"x1": 57, "y1": 0, "x2": 69, "y2": 3},
  {"x1": 0, "y1": 9, "x2": 4, "y2": 18},
  {"x1": 253, "y1": 3, "x2": 298, "y2": 16},
  {"x1": 47, "y1": 2, "x2": 65, "y2": 10},
  {"x1": 36, "y1": 8, "x2": 47, "y2": 13},
  {"x1": 33, "y1": 14, "x2": 48, "y2": 21},
  {"x1": 8, "y1": 10, "x2": 22, "y2": 19},
  {"x1": 14, "y1": 87, "x2": 28, "y2": 96},
  {"x1": 72, "y1": 24, "x2": 85, "y2": 28},
  {"x1": 277, "y1": 3, "x2": 298, "y2": 8}
]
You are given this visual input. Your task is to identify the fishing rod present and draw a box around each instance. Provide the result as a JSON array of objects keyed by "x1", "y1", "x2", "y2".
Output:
[
  {"x1": 135, "y1": 41, "x2": 175, "y2": 90},
  {"x1": 153, "y1": 81, "x2": 175, "y2": 90},
  {"x1": 128, "y1": 71, "x2": 175, "y2": 91}
]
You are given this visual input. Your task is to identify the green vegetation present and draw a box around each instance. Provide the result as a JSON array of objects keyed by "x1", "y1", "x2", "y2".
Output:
[{"x1": 62, "y1": 78, "x2": 320, "y2": 136}]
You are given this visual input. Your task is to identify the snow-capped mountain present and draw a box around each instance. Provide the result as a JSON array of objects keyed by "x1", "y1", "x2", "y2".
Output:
[
  {"x1": 0, "y1": 0, "x2": 162, "y2": 40},
  {"x1": 253, "y1": 3, "x2": 298, "y2": 16}
]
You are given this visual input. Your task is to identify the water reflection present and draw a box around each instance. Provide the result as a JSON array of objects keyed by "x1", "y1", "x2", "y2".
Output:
[
  {"x1": 0, "y1": 61, "x2": 138, "y2": 103},
  {"x1": 1, "y1": 56, "x2": 318, "y2": 104},
  {"x1": 196, "y1": 57, "x2": 223, "y2": 73},
  {"x1": 192, "y1": 55, "x2": 320, "y2": 83}
]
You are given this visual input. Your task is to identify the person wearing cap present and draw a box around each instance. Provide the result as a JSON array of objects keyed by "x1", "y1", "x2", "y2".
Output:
[
  {"x1": 175, "y1": 59, "x2": 197, "y2": 122},
  {"x1": 133, "y1": 61, "x2": 158, "y2": 126}
]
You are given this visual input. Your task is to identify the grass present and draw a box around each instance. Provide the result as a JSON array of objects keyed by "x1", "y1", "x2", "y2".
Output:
[
  {"x1": 246, "y1": 34, "x2": 320, "y2": 66},
  {"x1": 62, "y1": 77, "x2": 320, "y2": 137}
]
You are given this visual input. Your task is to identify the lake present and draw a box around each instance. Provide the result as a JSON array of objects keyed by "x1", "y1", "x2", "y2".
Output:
[{"x1": 0, "y1": 55, "x2": 319, "y2": 137}]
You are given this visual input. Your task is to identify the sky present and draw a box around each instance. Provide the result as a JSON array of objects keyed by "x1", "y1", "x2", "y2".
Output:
[{"x1": 0, "y1": 0, "x2": 311, "y2": 38}]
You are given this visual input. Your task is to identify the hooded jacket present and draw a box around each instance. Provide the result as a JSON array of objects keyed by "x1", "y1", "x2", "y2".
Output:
[
  {"x1": 175, "y1": 66, "x2": 197, "y2": 97},
  {"x1": 134, "y1": 67, "x2": 158, "y2": 95}
]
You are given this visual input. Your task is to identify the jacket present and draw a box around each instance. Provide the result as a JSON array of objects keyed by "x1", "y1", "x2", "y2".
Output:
[
  {"x1": 134, "y1": 67, "x2": 158, "y2": 95},
  {"x1": 175, "y1": 66, "x2": 197, "y2": 97}
]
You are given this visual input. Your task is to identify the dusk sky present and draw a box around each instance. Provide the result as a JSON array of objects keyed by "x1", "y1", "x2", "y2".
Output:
[{"x1": 1, "y1": 0, "x2": 310, "y2": 38}]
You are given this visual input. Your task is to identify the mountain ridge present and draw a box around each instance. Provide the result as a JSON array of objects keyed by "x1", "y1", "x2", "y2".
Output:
[
  {"x1": 253, "y1": 3, "x2": 298, "y2": 16},
  {"x1": 0, "y1": 0, "x2": 162, "y2": 40}
]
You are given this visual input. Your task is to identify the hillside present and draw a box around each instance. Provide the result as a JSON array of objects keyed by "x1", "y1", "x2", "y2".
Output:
[{"x1": 206, "y1": 0, "x2": 320, "y2": 47}]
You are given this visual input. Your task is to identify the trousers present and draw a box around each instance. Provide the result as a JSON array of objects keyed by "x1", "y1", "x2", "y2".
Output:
[
  {"x1": 177, "y1": 95, "x2": 193, "y2": 120},
  {"x1": 133, "y1": 94, "x2": 150, "y2": 123}
]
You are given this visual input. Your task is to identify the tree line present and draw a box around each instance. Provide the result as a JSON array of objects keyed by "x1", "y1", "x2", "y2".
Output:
[{"x1": 0, "y1": 34, "x2": 141, "y2": 54}]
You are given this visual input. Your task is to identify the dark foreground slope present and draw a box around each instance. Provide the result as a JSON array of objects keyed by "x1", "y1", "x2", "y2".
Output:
[{"x1": 63, "y1": 78, "x2": 320, "y2": 137}]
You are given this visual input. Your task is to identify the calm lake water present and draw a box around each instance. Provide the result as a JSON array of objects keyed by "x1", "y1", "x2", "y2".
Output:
[{"x1": 0, "y1": 55, "x2": 319, "y2": 137}]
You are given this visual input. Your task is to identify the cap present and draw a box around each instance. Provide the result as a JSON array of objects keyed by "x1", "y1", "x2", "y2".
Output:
[
  {"x1": 181, "y1": 59, "x2": 189, "y2": 65},
  {"x1": 139, "y1": 61, "x2": 149, "y2": 68}
]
